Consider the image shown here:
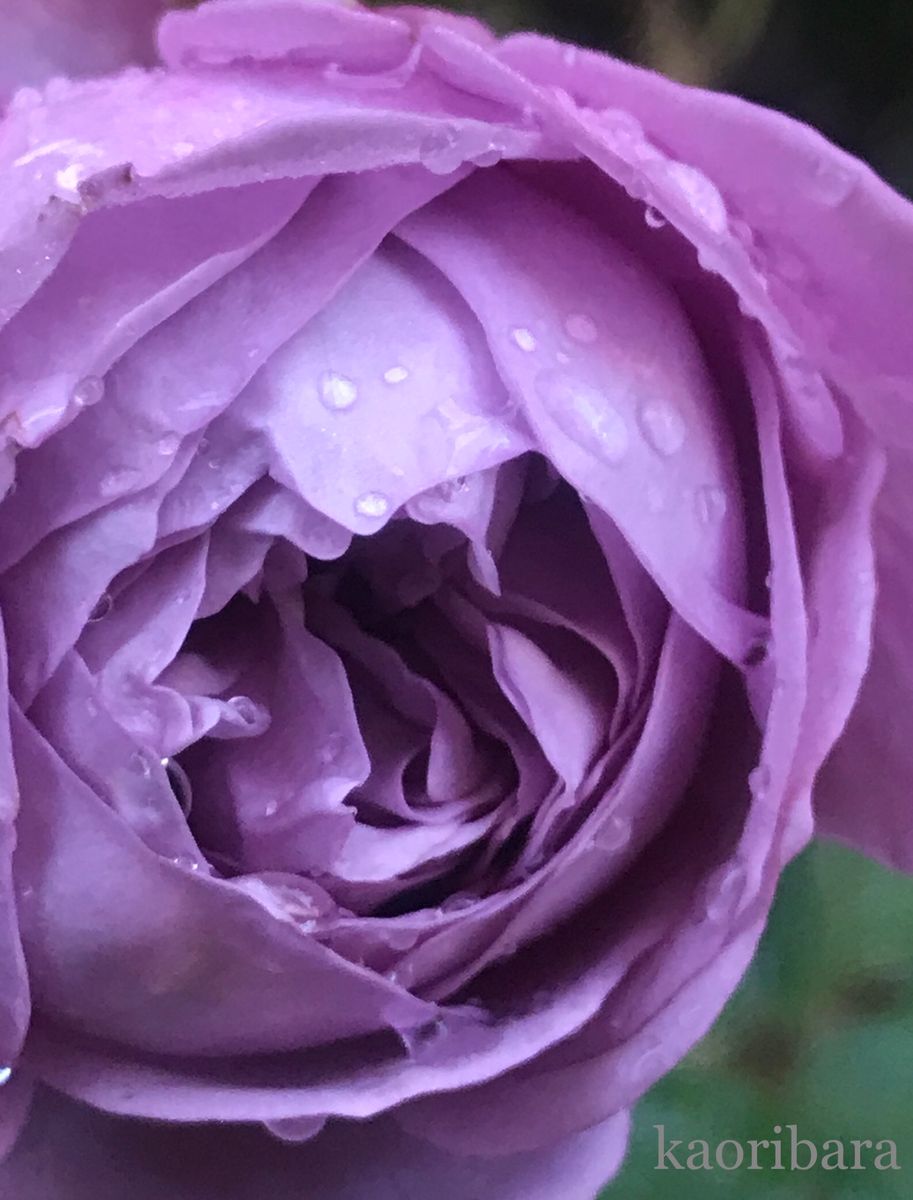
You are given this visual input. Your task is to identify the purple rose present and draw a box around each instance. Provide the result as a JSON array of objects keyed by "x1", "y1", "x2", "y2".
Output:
[{"x1": 0, "y1": 1, "x2": 911, "y2": 1195}]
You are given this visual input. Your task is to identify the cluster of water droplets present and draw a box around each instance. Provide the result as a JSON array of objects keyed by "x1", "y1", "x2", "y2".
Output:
[{"x1": 509, "y1": 310, "x2": 733, "y2": 526}]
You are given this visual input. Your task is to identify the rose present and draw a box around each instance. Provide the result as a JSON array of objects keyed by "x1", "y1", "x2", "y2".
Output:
[{"x1": 0, "y1": 1, "x2": 911, "y2": 1196}]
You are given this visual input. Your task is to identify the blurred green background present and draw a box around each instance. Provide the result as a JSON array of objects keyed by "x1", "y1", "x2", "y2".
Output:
[
  {"x1": 610, "y1": 842, "x2": 913, "y2": 1196},
  {"x1": 379, "y1": 1, "x2": 913, "y2": 1193}
]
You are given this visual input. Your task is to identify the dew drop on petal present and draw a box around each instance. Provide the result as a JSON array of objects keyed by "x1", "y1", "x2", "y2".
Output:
[
  {"x1": 419, "y1": 127, "x2": 464, "y2": 175},
  {"x1": 564, "y1": 313, "x2": 598, "y2": 344},
  {"x1": 163, "y1": 757, "x2": 193, "y2": 818},
  {"x1": 510, "y1": 327, "x2": 537, "y2": 353},
  {"x1": 131, "y1": 749, "x2": 154, "y2": 779},
  {"x1": 595, "y1": 813, "x2": 631, "y2": 851},
  {"x1": 470, "y1": 147, "x2": 502, "y2": 168},
  {"x1": 0, "y1": 1066, "x2": 11, "y2": 1087},
  {"x1": 264, "y1": 799, "x2": 279, "y2": 818},
  {"x1": 536, "y1": 371, "x2": 630, "y2": 466},
  {"x1": 88, "y1": 593, "x2": 112, "y2": 622},
  {"x1": 170, "y1": 854, "x2": 201, "y2": 872},
  {"x1": 646, "y1": 482, "x2": 666, "y2": 513},
  {"x1": 743, "y1": 639, "x2": 768, "y2": 669},
  {"x1": 694, "y1": 484, "x2": 728, "y2": 525},
  {"x1": 266, "y1": 1117, "x2": 325, "y2": 1144},
  {"x1": 398, "y1": 1017, "x2": 446, "y2": 1058},
  {"x1": 749, "y1": 763, "x2": 772, "y2": 799},
  {"x1": 810, "y1": 159, "x2": 855, "y2": 206},
  {"x1": 226, "y1": 694, "x2": 270, "y2": 734},
  {"x1": 72, "y1": 375, "x2": 104, "y2": 409},
  {"x1": 644, "y1": 206, "x2": 667, "y2": 229},
  {"x1": 703, "y1": 863, "x2": 746, "y2": 922},
  {"x1": 383, "y1": 366, "x2": 409, "y2": 385},
  {"x1": 354, "y1": 491, "x2": 390, "y2": 519},
  {"x1": 638, "y1": 399, "x2": 686, "y2": 456},
  {"x1": 319, "y1": 371, "x2": 358, "y2": 411},
  {"x1": 156, "y1": 433, "x2": 180, "y2": 456}
]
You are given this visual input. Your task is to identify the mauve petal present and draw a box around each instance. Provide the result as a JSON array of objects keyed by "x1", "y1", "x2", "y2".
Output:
[
  {"x1": 399, "y1": 168, "x2": 764, "y2": 665},
  {"x1": 491, "y1": 31, "x2": 913, "y2": 866},
  {"x1": 0, "y1": 0, "x2": 166, "y2": 102},
  {"x1": 159, "y1": 0, "x2": 414, "y2": 73},
  {"x1": 246, "y1": 237, "x2": 527, "y2": 534},
  {"x1": 11, "y1": 703, "x2": 439, "y2": 1056},
  {"x1": 0, "y1": 620, "x2": 29, "y2": 1068},
  {"x1": 498, "y1": 34, "x2": 913, "y2": 399},
  {"x1": 26, "y1": 653, "x2": 200, "y2": 864},
  {"x1": 0, "y1": 1087, "x2": 628, "y2": 1200},
  {"x1": 0, "y1": 179, "x2": 310, "y2": 460},
  {"x1": 0, "y1": 1070, "x2": 33, "y2": 1160}
]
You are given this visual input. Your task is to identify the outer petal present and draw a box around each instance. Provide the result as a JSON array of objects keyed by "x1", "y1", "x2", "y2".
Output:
[
  {"x1": 494, "y1": 32, "x2": 913, "y2": 868},
  {"x1": 0, "y1": 1087, "x2": 629, "y2": 1200},
  {"x1": 0, "y1": 0, "x2": 167, "y2": 102}
]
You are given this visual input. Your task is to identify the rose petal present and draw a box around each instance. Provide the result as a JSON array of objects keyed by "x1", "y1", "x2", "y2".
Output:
[{"x1": 0, "y1": 1086, "x2": 629, "y2": 1200}]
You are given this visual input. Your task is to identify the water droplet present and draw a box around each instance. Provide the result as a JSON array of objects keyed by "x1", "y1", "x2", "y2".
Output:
[
  {"x1": 666, "y1": 161, "x2": 728, "y2": 234},
  {"x1": 131, "y1": 749, "x2": 154, "y2": 779},
  {"x1": 638, "y1": 399, "x2": 686, "y2": 456},
  {"x1": 398, "y1": 1016, "x2": 446, "y2": 1058},
  {"x1": 749, "y1": 763, "x2": 771, "y2": 798},
  {"x1": 743, "y1": 639, "x2": 768, "y2": 668},
  {"x1": 470, "y1": 147, "x2": 502, "y2": 168},
  {"x1": 72, "y1": 376, "x2": 104, "y2": 409},
  {"x1": 646, "y1": 482, "x2": 666, "y2": 513},
  {"x1": 419, "y1": 127, "x2": 464, "y2": 175},
  {"x1": 319, "y1": 371, "x2": 358, "y2": 411},
  {"x1": 55, "y1": 162, "x2": 85, "y2": 193},
  {"x1": 510, "y1": 327, "x2": 537, "y2": 353},
  {"x1": 156, "y1": 433, "x2": 180, "y2": 456},
  {"x1": 694, "y1": 484, "x2": 728, "y2": 525},
  {"x1": 318, "y1": 734, "x2": 342, "y2": 766},
  {"x1": 0, "y1": 1066, "x2": 11, "y2": 1087},
  {"x1": 594, "y1": 813, "x2": 631, "y2": 851},
  {"x1": 170, "y1": 854, "x2": 201, "y2": 872},
  {"x1": 811, "y1": 159, "x2": 855, "y2": 206},
  {"x1": 164, "y1": 758, "x2": 193, "y2": 818},
  {"x1": 266, "y1": 1117, "x2": 324, "y2": 1144},
  {"x1": 441, "y1": 893, "x2": 477, "y2": 914},
  {"x1": 564, "y1": 313, "x2": 598, "y2": 344},
  {"x1": 99, "y1": 467, "x2": 141, "y2": 497},
  {"x1": 226, "y1": 695, "x2": 270, "y2": 734},
  {"x1": 703, "y1": 864, "x2": 746, "y2": 922},
  {"x1": 436, "y1": 476, "x2": 469, "y2": 501},
  {"x1": 206, "y1": 454, "x2": 223, "y2": 471},
  {"x1": 644, "y1": 206, "x2": 667, "y2": 229},
  {"x1": 536, "y1": 371, "x2": 629, "y2": 466},
  {"x1": 764, "y1": 569, "x2": 773, "y2": 590},
  {"x1": 383, "y1": 365, "x2": 409, "y2": 385},
  {"x1": 88, "y1": 593, "x2": 112, "y2": 622},
  {"x1": 354, "y1": 491, "x2": 390, "y2": 519},
  {"x1": 264, "y1": 799, "x2": 279, "y2": 818}
]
